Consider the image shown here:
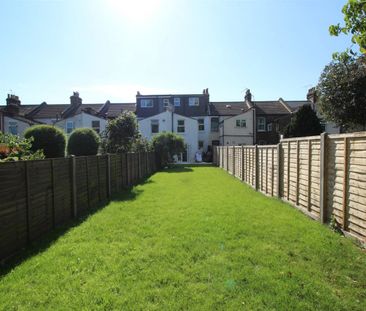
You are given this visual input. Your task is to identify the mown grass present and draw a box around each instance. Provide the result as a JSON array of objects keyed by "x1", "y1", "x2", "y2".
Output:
[{"x1": 1, "y1": 165, "x2": 366, "y2": 310}]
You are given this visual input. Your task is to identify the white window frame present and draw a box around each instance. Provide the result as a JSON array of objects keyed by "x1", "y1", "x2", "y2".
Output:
[
  {"x1": 198, "y1": 140, "x2": 204, "y2": 149},
  {"x1": 174, "y1": 97, "x2": 181, "y2": 107},
  {"x1": 8, "y1": 121, "x2": 18, "y2": 135},
  {"x1": 198, "y1": 118, "x2": 204, "y2": 131},
  {"x1": 91, "y1": 120, "x2": 100, "y2": 133},
  {"x1": 163, "y1": 98, "x2": 170, "y2": 108},
  {"x1": 151, "y1": 119, "x2": 159, "y2": 134},
  {"x1": 188, "y1": 97, "x2": 199, "y2": 106},
  {"x1": 141, "y1": 99, "x2": 153, "y2": 108},
  {"x1": 257, "y1": 117, "x2": 266, "y2": 132},
  {"x1": 177, "y1": 119, "x2": 185, "y2": 133},
  {"x1": 66, "y1": 120, "x2": 74, "y2": 134}
]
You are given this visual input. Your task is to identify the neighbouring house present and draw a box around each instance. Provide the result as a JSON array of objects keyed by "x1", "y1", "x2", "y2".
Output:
[{"x1": 0, "y1": 93, "x2": 135, "y2": 136}]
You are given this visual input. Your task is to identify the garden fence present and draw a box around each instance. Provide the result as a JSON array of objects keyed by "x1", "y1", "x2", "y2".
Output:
[
  {"x1": 214, "y1": 132, "x2": 366, "y2": 244},
  {"x1": 0, "y1": 152, "x2": 157, "y2": 261}
]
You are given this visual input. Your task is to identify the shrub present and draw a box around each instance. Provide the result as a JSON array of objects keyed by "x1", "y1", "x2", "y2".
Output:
[
  {"x1": 24, "y1": 125, "x2": 66, "y2": 158},
  {"x1": 151, "y1": 132, "x2": 185, "y2": 167},
  {"x1": 67, "y1": 128, "x2": 100, "y2": 156},
  {"x1": 0, "y1": 132, "x2": 45, "y2": 162}
]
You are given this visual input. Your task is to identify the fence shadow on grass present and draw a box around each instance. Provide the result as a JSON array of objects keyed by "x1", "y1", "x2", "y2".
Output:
[
  {"x1": 162, "y1": 163, "x2": 214, "y2": 173},
  {"x1": 0, "y1": 176, "x2": 153, "y2": 277}
]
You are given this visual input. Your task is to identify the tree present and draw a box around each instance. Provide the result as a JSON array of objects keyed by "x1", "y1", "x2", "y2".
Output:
[
  {"x1": 0, "y1": 132, "x2": 44, "y2": 162},
  {"x1": 329, "y1": 0, "x2": 366, "y2": 59},
  {"x1": 316, "y1": 56, "x2": 366, "y2": 130},
  {"x1": 283, "y1": 105, "x2": 323, "y2": 138},
  {"x1": 24, "y1": 125, "x2": 66, "y2": 158},
  {"x1": 103, "y1": 111, "x2": 140, "y2": 153},
  {"x1": 67, "y1": 128, "x2": 100, "y2": 156},
  {"x1": 151, "y1": 132, "x2": 185, "y2": 167}
]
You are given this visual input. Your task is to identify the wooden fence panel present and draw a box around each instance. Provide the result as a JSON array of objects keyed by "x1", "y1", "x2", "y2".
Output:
[
  {"x1": 0, "y1": 162, "x2": 28, "y2": 260},
  {"x1": 75, "y1": 157, "x2": 89, "y2": 214}
]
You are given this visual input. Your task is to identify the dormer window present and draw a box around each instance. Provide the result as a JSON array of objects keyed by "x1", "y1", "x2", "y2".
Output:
[
  {"x1": 163, "y1": 98, "x2": 170, "y2": 108},
  {"x1": 189, "y1": 97, "x2": 199, "y2": 106},
  {"x1": 141, "y1": 99, "x2": 153, "y2": 108}
]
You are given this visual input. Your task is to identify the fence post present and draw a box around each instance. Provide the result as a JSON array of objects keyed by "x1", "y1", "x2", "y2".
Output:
[
  {"x1": 107, "y1": 154, "x2": 111, "y2": 199},
  {"x1": 319, "y1": 132, "x2": 328, "y2": 223},
  {"x1": 71, "y1": 155, "x2": 77, "y2": 218},
  {"x1": 287, "y1": 142, "x2": 290, "y2": 201},
  {"x1": 226, "y1": 147, "x2": 229, "y2": 171},
  {"x1": 51, "y1": 159, "x2": 56, "y2": 228},
  {"x1": 24, "y1": 161, "x2": 31, "y2": 243},
  {"x1": 232, "y1": 146, "x2": 235, "y2": 176},
  {"x1": 342, "y1": 137, "x2": 349, "y2": 230},
  {"x1": 296, "y1": 140, "x2": 300, "y2": 206},
  {"x1": 276, "y1": 143, "x2": 281, "y2": 198},
  {"x1": 86, "y1": 157, "x2": 90, "y2": 209},
  {"x1": 241, "y1": 146, "x2": 245, "y2": 181},
  {"x1": 307, "y1": 140, "x2": 312, "y2": 211},
  {"x1": 271, "y1": 147, "x2": 274, "y2": 197},
  {"x1": 255, "y1": 145, "x2": 259, "y2": 190}
]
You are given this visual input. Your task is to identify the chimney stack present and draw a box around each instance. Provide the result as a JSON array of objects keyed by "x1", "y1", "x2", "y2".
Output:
[
  {"x1": 5, "y1": 94, "x2": 21, "y2": 114},
  {"x1": 70, "y1": 92, "x2": 82, "y2": 106}
]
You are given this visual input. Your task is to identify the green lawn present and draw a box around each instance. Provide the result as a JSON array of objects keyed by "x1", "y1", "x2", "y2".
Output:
[{"x1": 1, "y1": 165, "x2": 366, "y2": 310}]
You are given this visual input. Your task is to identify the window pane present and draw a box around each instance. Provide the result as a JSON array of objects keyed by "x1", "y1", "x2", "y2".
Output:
[
  {"x1": 189, "y1": 97, "x2": 199, "y2": 106},
  {"x1": 198, "y1": 119, "x2": 204, "y2": 131},
  {"x1": 211, "y1": 117, "x2": 219, "y2": 132},
  {"x1": 174, "y1": 98, "x2": 181, "y2": 106},
  {"x1": 241, "y1": 120, "x2": 246, "y2": 128},
  {"x1": 236, "y1": 120, "x2": 240, "y2": 127}
]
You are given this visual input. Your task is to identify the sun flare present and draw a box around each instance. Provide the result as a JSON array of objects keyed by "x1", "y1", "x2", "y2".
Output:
[{"x1": 107, "y1": 0, "x2": 161, "y2": 22}]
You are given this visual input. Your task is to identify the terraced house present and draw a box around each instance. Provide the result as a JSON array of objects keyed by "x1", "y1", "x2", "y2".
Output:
[{"x1": 1, "y1": 89, "x2": 331, "y2": 162}]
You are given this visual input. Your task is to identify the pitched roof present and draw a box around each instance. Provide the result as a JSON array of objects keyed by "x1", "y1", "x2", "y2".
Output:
[
  {"x1": 283, "y1": 100, "x2": 311, "y2": 112},
  {"x1": 209, "y1": 101, "x2": 250, "y2": 116},
  {"x1": 254, "y1": 101, "x2": 291, "y2": 115}
]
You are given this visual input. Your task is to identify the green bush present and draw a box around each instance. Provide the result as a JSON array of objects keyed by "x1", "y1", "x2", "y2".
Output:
[
  {"x1": 24, "y1": 125, "x2": 66, "y2": 158},
  {"x1": 151, "y1": 132, "x2": 185, "y2": 167},
  {"x1": 67, "y1": 128, "x2": 100, "y2": 156}
]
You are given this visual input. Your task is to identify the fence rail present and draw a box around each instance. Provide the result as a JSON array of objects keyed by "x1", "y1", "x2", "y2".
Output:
[
  {"x1": 0, "y1": 152, "x2": 157, "y2": 261},
  {"x1": 214, "y1": 132, "x2": 366, "y2": 244}
]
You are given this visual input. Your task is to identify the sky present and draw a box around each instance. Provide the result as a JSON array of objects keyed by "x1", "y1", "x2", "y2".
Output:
[{"x1": 0, "y1": 0, "x2": 352, "y2": 104}]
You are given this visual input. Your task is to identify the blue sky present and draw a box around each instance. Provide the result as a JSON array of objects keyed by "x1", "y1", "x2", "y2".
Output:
[{"x1": 0, "y1": 0, "x2": 351, "y2": 104}]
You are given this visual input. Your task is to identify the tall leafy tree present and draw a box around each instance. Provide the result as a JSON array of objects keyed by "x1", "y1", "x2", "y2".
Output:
[
  {"x1": 104, "y1": 111, "x2": 140, "y2": 153},
  {"x1": 284, "y1": 105, "x2": 323, "y2": 138},
  {"x1": 329, "y1": 0, "x2": 366, "y2": 59},
  {"x1": 316, "y1": 56, "x2": 366, "y2": 130}
]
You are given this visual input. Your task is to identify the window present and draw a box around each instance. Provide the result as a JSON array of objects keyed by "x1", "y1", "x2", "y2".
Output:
[
  {"x1": 174, "y1": 97, "x2": 181, "y2": 107},
  {"x1": 141, "y1": 99, "x2": 153, "y2": 108},
  {"x1": 8, "y1": 121, "x2": 18, "y2": 135},
  {"x1": 151, "y1": 119, "x2": 159, "y2": 133},
  {"x1": 236, "y1": 119, "x2": 246, "y2": 128},
  {"x1": 257, "y1": 117, "x2": 266, "y2": 132},
  {"x1": 198, "y1": 118, "x2": 204, "y2": 131},
  {"x1": 92, "y1": 120, "x2": 100, "y2": 133},
  {"x1": 267, "y1": 123, "x2": 272, "y2": 132},
  {"x1": 198, "y1": 141, "x2": 204, "y2": 149},
  {"x1": 163, "y1": 98, "x2": 170, "y2": 108},
  {"x1": 188, "y1": 97, "x2": 199, "y2": 106},
  {"x1": 212, "y1": 140, "x2": 219, "y2": 146},
  {"x1": 66, "y1": 121, "x2": 74, "y2": 134},
  {"x1": 177, "y1": 120, "x2": 185, "y2": 133},
  {"x1": 211, "y1": 117, "x2": 219, "y2": 132}
]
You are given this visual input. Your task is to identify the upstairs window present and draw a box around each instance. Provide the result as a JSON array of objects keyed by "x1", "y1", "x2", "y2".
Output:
[
  {"x1": 151, "y1": 119, "x2": 159, "y2": 133},
  {"x1": 177, "y1": 120, "x2": 185, "y2": 133},
  {"x1": 267, "y1": 123, "x2": 272, "y2": 132},
  {"x1": 211, "y1": 117, "x2": 219, "y2": 132},
  {"x1": 92, "y1": 120, "x2": 100, "y2": 133},
  {"x1": 198, "y1": 118, "x2": 204, "y2": 131},
  {"x1": 257, "y1": 117, "x2": 266, "y2": 132},
  {"x1": 9, "y1": 121, "x2": 18, "y2": 135},
  {"x1": 188, "y1": 97, "x2": 199, "y2": 106},
  {"x1": 163, "y1": 98, "x2": 170, "y2": 108},
  {"x1": 236, "y1": 119, "x2": 246, "y2": 128},
  {"x1": 66, "y1": 121, "x2": 74, "y2": 134},
  {"x1": 174, "y1": 97, "x2": 181, "y2": 107},
  {"x1": 141, "y1": 99, "x2": 153, "y2": 108}
]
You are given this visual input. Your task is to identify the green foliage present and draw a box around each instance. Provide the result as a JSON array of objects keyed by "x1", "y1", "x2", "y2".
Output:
[
  {"x1": 103, "y1": 111, "x2": 140, "y2": 153},
  {"x1": 130, "y1": 136, "x2": 152, "y2": 152},
  {"x1": 284, "y1": 105, "x2": 323, "y2": 138},
  {"x1": 24, "y1": 125, "x2": 66, "y2": 158},
  {"x1": 151, "y1": 132, "x2": 185, "y2": 167},
  {"x1": 316, "y1": 56, "x2": 366, "y2": 130},
  {"x1": 329, "y1": 0, "x2": 366, "y2": 58},
  {"x1": 67, "y1": 128, "x2": 100, "y2": 156},
  {"x1": 0, "y1": 132, "x2": 45, "y2": 162},
  {"x1": 1, "y1": 166, "x2": 366, "y2": 310}
]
